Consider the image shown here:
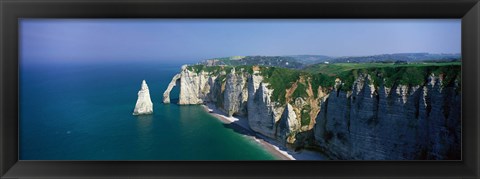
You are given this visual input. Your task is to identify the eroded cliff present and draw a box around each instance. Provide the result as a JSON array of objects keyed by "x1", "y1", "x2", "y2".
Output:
[{"x1": 163, "y1": 64, "x2": 461, "y2": 160}]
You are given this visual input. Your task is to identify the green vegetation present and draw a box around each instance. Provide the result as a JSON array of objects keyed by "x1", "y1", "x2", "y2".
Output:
[
  {"x1": 372, "y1": 66, "x2": 426, "y2": 87},
  {"x1": 308, "y1": 73, "x2": 336, "y2": 98},
  {"x1": 304, "y1": 62, "x2": 460, "y2": 89},
  {"x1": 259, "y1": 66, "x2": 332, "y2": 104},
  {"x1": 292, "y1": 82, "x2": 308, "y2": 99},
  {"x1": 304, "y1": 62, "x2": 461, "y2": 76},
  {"x1": 187, "y1": 64, "x2": 256, "y2": 75},
  {"x1": 429, "y1": 65, "x2": 461, "y2": 87},
  {"x1": 186, "y1": 65, "x2": 233, "y2": 75},
  {"x1": 336, "y1": 70, "x2": 356, "y2": 91},
  {"x1": 259, "y1": 67, "x2": 302, "y2": 105},
  {"x1": 300, "y1": 105, "x2": 312, "y2": 126}
]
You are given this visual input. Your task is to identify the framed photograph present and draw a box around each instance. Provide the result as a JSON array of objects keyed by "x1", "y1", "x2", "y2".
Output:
[{"x1": 1, "y1": 0, "x2": 479, "y2": 178}]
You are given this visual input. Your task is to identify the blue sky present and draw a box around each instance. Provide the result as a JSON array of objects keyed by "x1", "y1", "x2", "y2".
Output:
[{"x1": 20, "y1": 19, "x2": 461, "y2": 64}]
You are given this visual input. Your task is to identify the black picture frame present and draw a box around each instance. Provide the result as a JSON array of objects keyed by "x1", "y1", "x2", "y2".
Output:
[{"x1": 1, "y1": 0, "x2": 479, "y2": 178}]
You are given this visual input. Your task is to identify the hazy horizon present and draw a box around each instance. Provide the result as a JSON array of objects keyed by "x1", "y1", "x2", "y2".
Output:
[{"x1": 20, "y1": 19, "x2": 461, "y2": 64}]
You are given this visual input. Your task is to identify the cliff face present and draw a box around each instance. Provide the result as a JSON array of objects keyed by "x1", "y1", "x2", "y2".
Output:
[
  {"x1": 163, "y1": 65, "x2": 461, "y2": 160},
  {"x1": 163, "y1": 66, "x2": 312, "y2": 142},
  {"x1": 223, "y1": 68, "x2": 249, "y2": 116},
  {"x1": 313, "y1": 74, "x2": 461, "y2": 160},
  {"x1": 247, "y1": 78, "x2": 282, "y2": 138},
  {"x1": 178, "y1": 66, "x2": 211, "y2": 105}
]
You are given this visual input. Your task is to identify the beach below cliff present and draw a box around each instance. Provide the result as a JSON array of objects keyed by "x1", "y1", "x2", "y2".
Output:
[{"x1": 201, "y1": 103, "x2": 328, "y2": 160}]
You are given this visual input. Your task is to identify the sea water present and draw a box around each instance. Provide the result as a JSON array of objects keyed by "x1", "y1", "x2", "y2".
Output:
[{"x1": 19, "y1": 61, "x2": 278, "y2": 160}]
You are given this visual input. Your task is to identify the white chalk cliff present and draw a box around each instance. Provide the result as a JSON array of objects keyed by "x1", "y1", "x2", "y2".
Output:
[
  {"x1": 133, "y1": 80, "x2": 153, "y2": 115},
  {"x1": 162, "y1": 64, "x2": 461, "y2": 160}
]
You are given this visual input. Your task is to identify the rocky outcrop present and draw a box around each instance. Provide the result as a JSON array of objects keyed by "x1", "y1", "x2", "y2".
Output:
[
  {"x1": 276, "y1": 104, "x2": 300, "y2": 144},
  {"x1": 163, "y1": 74, "x2": 181, "y2": 104},
  {"x1": 178, "y1": 65, "x2": 211, "y2": 105},
  {"x1": 163, "y1": 65, "x2": 461, "y2": 160},
  {"x1": 223, "y1": 68, "x2": 248, "y2": 116},
  {"x1": 162, "y1": 65, "x2": 213, "y2": 105},
  {"x1": 247, "y1": 81, "x2": 279, "y2": 138},
  {"x1": 133, "y1": 80, "x2": 153, "y2": 115}
]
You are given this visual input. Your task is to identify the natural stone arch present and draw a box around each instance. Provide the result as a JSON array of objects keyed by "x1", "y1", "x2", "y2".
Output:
[{"x1": 163, "y1": 73, "x2": 181, "y2": 104}]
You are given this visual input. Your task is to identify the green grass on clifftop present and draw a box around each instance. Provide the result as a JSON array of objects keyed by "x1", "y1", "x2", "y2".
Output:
[
  {"x1": 305, "y1": 62, "x2": 461, "y2": 89},
  {"x1": 259, "y1": 67, "x2": 302, "y2": 105},
  {"x1": 304, "y1": 62, "x2": 461, "y2": 75},
  {"x1": 187, "y1": 65, "x2": 254, "y2": 75}
]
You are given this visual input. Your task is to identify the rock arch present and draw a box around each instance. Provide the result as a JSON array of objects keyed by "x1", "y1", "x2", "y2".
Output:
[{"x1": 163, "y1": 73, "x2": 181, "y2": 104}]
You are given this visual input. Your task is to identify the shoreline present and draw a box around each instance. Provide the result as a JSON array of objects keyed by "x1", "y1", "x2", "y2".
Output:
[
  {"x1": 201, "y1": 104, "x2": 294, "y2": 160},
  {"x1": 201, "y1": 103, "x2": 330, "y2": 160},
  {"x1": 201, "y1": 103, "x2": 329, "y2": 160}
]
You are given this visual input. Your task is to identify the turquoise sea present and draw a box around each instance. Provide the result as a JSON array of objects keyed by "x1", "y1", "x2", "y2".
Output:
[{"x1": 19, "y1": 61, "x2": 278, "y2": 160}]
